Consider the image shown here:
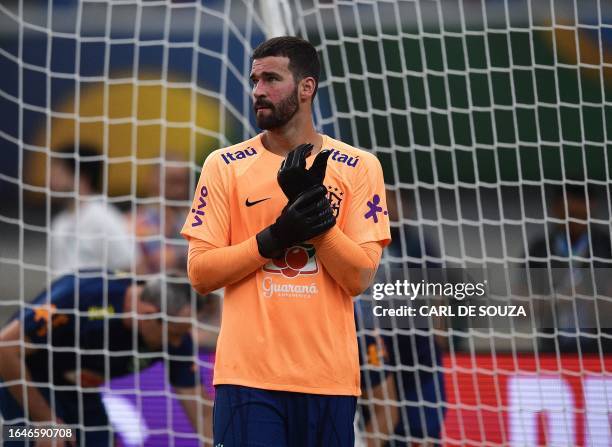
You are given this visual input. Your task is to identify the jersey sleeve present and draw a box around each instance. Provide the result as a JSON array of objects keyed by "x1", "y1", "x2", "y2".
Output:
[
  {"x1": 22, "y1": 281, "x2": 76, "y2": 345},
  {"x1": 180, "y1": 152, "x2": 230, "y2": 248},
  {"x1": 168, "y1": 335, "x2": 198, "y2": 388},
  {"x1": 342, "y1": 154, "x2": 391, "y2": 247}
]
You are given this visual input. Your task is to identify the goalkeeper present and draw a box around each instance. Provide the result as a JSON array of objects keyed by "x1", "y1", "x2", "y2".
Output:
[
  {"x1": 182, "y1": 36, "x2": 390, "y2": 446},
  {"x1": 0, "y1": 272, "x2": 213, "y2": 446}
]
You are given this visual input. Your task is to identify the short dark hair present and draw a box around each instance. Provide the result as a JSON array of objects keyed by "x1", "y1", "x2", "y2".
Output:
[
  {"x1": 54, "y1": 143, "x2": 103, "y2": 193},
  {"x1": 252, "y1": 36, "x2": 320, "y2": 100},
  {"x1": 140, "y1": 277, "x2": 193, "y2": 317},
  {"x1": 552, "y1": 183, "x2": 597, "y2": 203}
]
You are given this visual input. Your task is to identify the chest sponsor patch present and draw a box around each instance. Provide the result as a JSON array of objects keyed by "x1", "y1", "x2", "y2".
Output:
[{"x1": 263, "y1": 245, "x2": 318, "y2": 278}]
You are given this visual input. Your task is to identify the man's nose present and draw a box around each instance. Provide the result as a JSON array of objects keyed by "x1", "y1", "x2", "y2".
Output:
[{"x1": 253, "y1": 82, "x2": 266, "y2": 98}]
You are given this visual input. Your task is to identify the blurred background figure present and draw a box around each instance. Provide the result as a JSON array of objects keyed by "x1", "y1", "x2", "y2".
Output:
[
  {"x1": 527, "y1": 183, "x2": 612, "y2": 353},
  {"x1": 356, "y1": 188, "x2": 446, "y2": 447},
  {"x1": 0, "y1": 273, "x2": 213, "y2": 446},
  {"x1": 128, "y1": 155, "x2": 223, "y2": 351},
  {"x1": 131, "y1": 155, "x2": 192, "y2": 274},
  {"x1": 49, "y1": 144, "x2": 135, "y2": 276},
  {"x1": 194, "y1": 292, "x2": 222, "y2": 352}
]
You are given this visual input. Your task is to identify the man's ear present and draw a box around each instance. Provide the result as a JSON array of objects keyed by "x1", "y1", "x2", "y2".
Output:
[
  {"x1": 299, "y1": 77, "x2": 316, "y2": 102},
  {"x1": 136, "y1": 299, "x2": 159, "y2": 315}
]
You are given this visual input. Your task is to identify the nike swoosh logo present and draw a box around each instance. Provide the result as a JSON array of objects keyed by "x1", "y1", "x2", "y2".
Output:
[{"x1": 245, "y1": 197, "x2": 271, "y2": 207}]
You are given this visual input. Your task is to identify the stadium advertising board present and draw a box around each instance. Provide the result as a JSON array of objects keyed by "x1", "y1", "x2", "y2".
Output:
[
  {"x1": 103, "y1": 352, "x2": 611, "y2": 446},
  {"x1": 443, "y1": 354, "x2": 612, "y2": 446}
]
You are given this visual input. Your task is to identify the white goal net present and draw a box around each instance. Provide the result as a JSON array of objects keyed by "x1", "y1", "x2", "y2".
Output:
[{"x1": 0, "y1": 0, "x2": 610, "y2": 446}]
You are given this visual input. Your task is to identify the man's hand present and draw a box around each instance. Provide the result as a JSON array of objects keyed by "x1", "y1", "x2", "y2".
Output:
[
  {"x1": 277, "y1": 143, "x2": 332, "y2": 202},
  {"x1": 0, "y1": 321, "x2": 60, "y2": 422},
  {"x1": 257, "y1": 185, "x2": 336, "y2": 258}
]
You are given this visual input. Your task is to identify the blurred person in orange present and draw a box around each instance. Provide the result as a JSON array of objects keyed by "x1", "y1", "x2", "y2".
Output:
[{"x1": 182, "y1": 36, "x2": 390, "y2": 446}]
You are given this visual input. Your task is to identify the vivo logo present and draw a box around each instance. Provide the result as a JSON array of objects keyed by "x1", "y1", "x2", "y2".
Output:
[{"x1": 190, "y1": 185, "x2": 208, "y2": 227}]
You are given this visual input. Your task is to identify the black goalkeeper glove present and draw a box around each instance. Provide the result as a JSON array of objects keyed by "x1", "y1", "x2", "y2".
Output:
[
  {"x1": 277, "y1": 143, "x2": 333, "y2": 203},
  {"x1": 256, "y1": 185, "x2": 336, "y2": 259}
]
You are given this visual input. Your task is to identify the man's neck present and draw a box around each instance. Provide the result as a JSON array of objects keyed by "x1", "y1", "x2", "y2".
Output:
[{"x1": 261, "y1": 116, "x2": 323, "y2": 157}]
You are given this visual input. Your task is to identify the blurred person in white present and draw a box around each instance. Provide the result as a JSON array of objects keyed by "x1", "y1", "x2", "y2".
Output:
[{"x1": 49, "y1": 144, "x2": 135, "y2": 275}]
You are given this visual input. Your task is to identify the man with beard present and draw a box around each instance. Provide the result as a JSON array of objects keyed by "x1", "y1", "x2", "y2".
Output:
[{"x1": 181, "y1": 37, "x2": 390, "y2": 446}]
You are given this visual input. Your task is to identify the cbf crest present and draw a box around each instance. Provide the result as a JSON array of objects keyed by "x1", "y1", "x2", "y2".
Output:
[{"x1": 326, "y1": 185, "x2": 343, "y2": 218}]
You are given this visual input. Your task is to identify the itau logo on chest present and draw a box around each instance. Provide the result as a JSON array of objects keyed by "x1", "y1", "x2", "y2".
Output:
[{"x1": 221, "y1": 147, "x2": 257, "y2": 164}]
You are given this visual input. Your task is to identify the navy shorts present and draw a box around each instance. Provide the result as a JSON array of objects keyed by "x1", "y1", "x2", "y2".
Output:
[
  {"x1": 0, "y1": 384, "x2": 112, "y2": 446},
  {"x1": 213, "y1": 385, "x2": 357, "y2": 447}
]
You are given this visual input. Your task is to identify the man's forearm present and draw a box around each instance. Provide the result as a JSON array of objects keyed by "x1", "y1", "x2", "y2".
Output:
[
  {"x1": 365, "y1": 404, "x2": 398, "y2": 447},
  {"x1": 311, "y1": 227, "x2": 382, "y2": 296},
  {"x1": 187, "y1": 236, "x2": 268, "y2": 295},
  {"x1": 0, "y1": 351, "x2": 55, "y2": 422},
  {"x1": 179, "y1": 395, "x2": 200, "y2": 433},
  {"x1": 174, "y1": 386, "x2": 213, "y2": 446},
  {"x1": 363, "y1": 374, "x2": 399, "y2": 447},
  {"x1": 0, "y1": 322, "x2": 56, "y2": 423}
]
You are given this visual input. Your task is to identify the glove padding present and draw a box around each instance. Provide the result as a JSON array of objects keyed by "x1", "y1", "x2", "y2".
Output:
[
  {"x1": 277, "y1": 143, "x2": 333, "y2": 203},
  {"x1": 256, "y1": 185, "x2": 336, "y2": 259}
]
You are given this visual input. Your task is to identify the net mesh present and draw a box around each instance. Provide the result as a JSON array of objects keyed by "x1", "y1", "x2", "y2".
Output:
[
  {"x1": 0, "y1": 1, "x2": 266, "y2": 445},
  {"x1": 287, "y1": 1, "x2": 611, "y2": 445},
  {"x1": 0, "y1": 0, "x2": 610, "y2": 446}
]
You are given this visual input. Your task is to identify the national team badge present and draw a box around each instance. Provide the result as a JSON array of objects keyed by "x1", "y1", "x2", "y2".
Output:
[{"x1": 326, "y1": 185, "x2": 343, "y2": 218}]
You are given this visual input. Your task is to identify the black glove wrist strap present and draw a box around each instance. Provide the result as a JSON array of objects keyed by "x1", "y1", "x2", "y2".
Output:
[{"x1": 256, "y1": 228, "x2": 285, "y2": 259}]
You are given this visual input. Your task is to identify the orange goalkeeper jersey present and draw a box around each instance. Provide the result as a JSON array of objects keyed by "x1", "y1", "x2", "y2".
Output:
[{"x1": 181, "y1": 133, "x2": 390, "y2": 396}]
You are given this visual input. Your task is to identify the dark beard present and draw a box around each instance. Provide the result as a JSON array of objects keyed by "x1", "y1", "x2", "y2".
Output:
[{"x1": 254, "y1": 87, "x2": 299, "y2": 130}]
